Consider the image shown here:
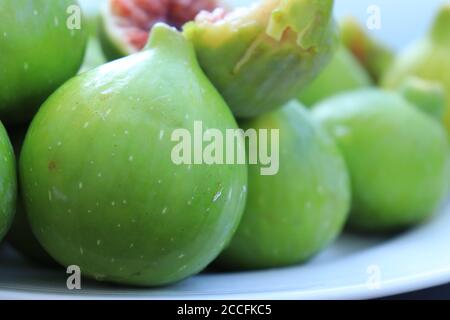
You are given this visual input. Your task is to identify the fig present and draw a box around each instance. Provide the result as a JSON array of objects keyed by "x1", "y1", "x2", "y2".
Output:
[
  {"x1": 6, "y1": 126, "x2": 55, "y2": 265},
  {"x1": 340, "y1": 17, "x2": 394, "y2": 84},
  {"x1": 183, "y1": 0, "x2": 338, "y2": 118},
  {"x1": 298, "y1": 45, "x2": 372, "y2": 107},
  {"x1": 399, "y1": 77, "x2": 446, "y2": 122},
  {"x1": 99, "y1": 0, "x2": 221, "y2": 61},
  {"x1": 0, "y1": 123, "x2": 17, "y2": 244},
  {"x1": 312, "y1": 89, "x2": 450, "y2": 233},
  {"x1": 0, "y1": 0, "x2": 88, "y2": 125},
  {"x1": 20, "y1": 24, "x2": 247, "y2": 286},
  {"x1": 382, "y1": 4, "x2": 450, "y2": 131},
  {"x1": 217, "y1": 101, "x2": 350, "y2": 269}
]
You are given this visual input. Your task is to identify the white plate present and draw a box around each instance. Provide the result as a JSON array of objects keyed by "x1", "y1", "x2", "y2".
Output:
[{"x1": 1, "y1": 200, "x2": 450, "y2": 300}]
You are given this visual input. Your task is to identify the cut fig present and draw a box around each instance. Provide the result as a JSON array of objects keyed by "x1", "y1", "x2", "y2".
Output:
[
  {"x1": 99, "y1": 0, "x2": 222, "y2": 60},
  {"x1": 184, "y1": 0, "x2": 338, "y2": 118}
]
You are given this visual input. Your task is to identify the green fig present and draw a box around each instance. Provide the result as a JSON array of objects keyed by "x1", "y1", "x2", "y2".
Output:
[
  {"x1": 298, "y1": 45, "x2": 372, "y2": 107},
  {"x1": 0, "y1": 0, "x2": 88, "y2": 125},
  {"x1": 312, "y1": 89, "x2": 450, "y2": 233},
  {"x1": 217, "y1": 101, "x2": 350, "y2": 269},
  {"x1": 382, "y1": 4, "x2": 450, "y2": 132},
  {"x1": 0, "y1": 123, "x2": 17, "y2": 243},
  {"x1": 341, "y1": 17, "x2": 394, "y2": 84},
  {"x1": 399, "y1": 77, "x2": 447, "y2": 122},
  {"x1": 183, "y1": 0, "x2": 338, "y2": 118},
  {"x1": 20, "y1": 24, "x2": 247, "y2": 286},
  {"x1": 99, "y1": 0, "x2": 221, "y2": 61},
  {"x1": 6, "y1": 126, "x2": 55, "y2": 265}
]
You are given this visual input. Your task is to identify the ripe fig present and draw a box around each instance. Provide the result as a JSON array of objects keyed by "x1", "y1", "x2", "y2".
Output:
[
  {"x1": 99, "y1": 0, "x2": 221, "y2": 61},
  {"x1": 0, "y1": 123, "x2": 16, "y2": 243},
  {"x1": 0, "y1": 0, "x2": 88, "y2": 125},
  {"x1": 217, "y1": 101, "x2": 350, "y2": 269},
  {"x1": 399, "y1": 77, "x2": 446, "y2": 122},
  {"x1": 382, "y1": 4, "x2": 450, "y2": 131},
  {"x1": 312, "y1": 89, "x2": 450, "y2": 233},
  {"x1": 298, "y1": 45, "x2": 372, "y2": 107},
  {"x1": 20, "y1": 24, "x2": 247, "y2": 286},
  {"x1": 183, "y1": 0, "x2": 338, "y2": 118},
  {"x1": 340, "y1": 17, "x2": 394, "y2": 84},
  {"x1": 6, "y1": 126, "x2": 55, "y2": 265}
]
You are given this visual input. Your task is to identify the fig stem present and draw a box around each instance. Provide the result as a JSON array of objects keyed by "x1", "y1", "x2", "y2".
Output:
[{"x1": 145, "y1": 23, "x2": 191, "y2": 52}]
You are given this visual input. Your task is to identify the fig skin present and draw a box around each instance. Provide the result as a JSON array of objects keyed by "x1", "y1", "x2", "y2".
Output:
[
  {"x1": 298, "y1": 46, "x2": 372, "y2": 107},
  {"x1": 0, "y1": 123, "x2": 17, "y2": 244},
  {"x1": 312, "y1": 89, "x2": 450, "y2": 233},
  {"x1": 217, "y1": 101, "x2": 350, "y2": 270},
  {"x1": 6, "y1": 126, "x2": 55, "y2": 265},
  {"x1": 20, "y1": 24, "x2": 247, "y2": 286},
  {"x1": 382, "y1": 5, "x2": 450, "y2": 132},
  {"x1": 184, "y1": 0, "x2": 338, "y2": 118},
  {"x1": 0, "y1": 0, "x2": 88, "y2": 125}
]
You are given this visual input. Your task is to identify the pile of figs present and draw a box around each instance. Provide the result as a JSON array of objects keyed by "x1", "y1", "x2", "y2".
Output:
[{"x1": 0, "y1": 0, "x2": 450, "y2": 287}]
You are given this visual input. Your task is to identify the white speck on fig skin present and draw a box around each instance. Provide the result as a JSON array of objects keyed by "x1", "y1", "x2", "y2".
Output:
[
  {"x1": 80, "y1": 247, "x2": 84, "y2": 255},
  {"x1": 179, "y1": 265, "x2": 187, "y2": 272},
  {"x1": 129, "y1": 243, "x2": 134, "y2": 248},
  {"x1": 23, "y1": 63, "x2": 29, "y2": 71},
  {"x1": 213, "y1": 189, "x2": 223, "y2": 202},
  {"x1": 97, "y1": 240, "x2": 101, "y2": 246},
  {"x1": 159, "y1": 130, "x2": 164, "y2": 140},
  {"x1": 78, "y1": 182, "x2": 83, "y2": 189},
  {"x1": 129, "y1": 155, "x2": 134, "y2": 162},
  {"x1": 54, "y1": 16, "x2": 59, "y2": 26},
  {"x1": 83, "y1": 122, "x2": 89, "y2": 129},
  {"x1": 227, "y1": 188, "x2": 233, "y2": 200},
  {"x1": 3, "y1": 32, "x2": 7, "y2": 38},
  {"x1": 33, "y1": 10, "x2": 38, "y2": 15},
  {"x1": 48, "y1": 191, "x2": 52, "y2": 201},
  {"x1": 161, "y1": 207, "x2": 168, "y2": 215}
]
